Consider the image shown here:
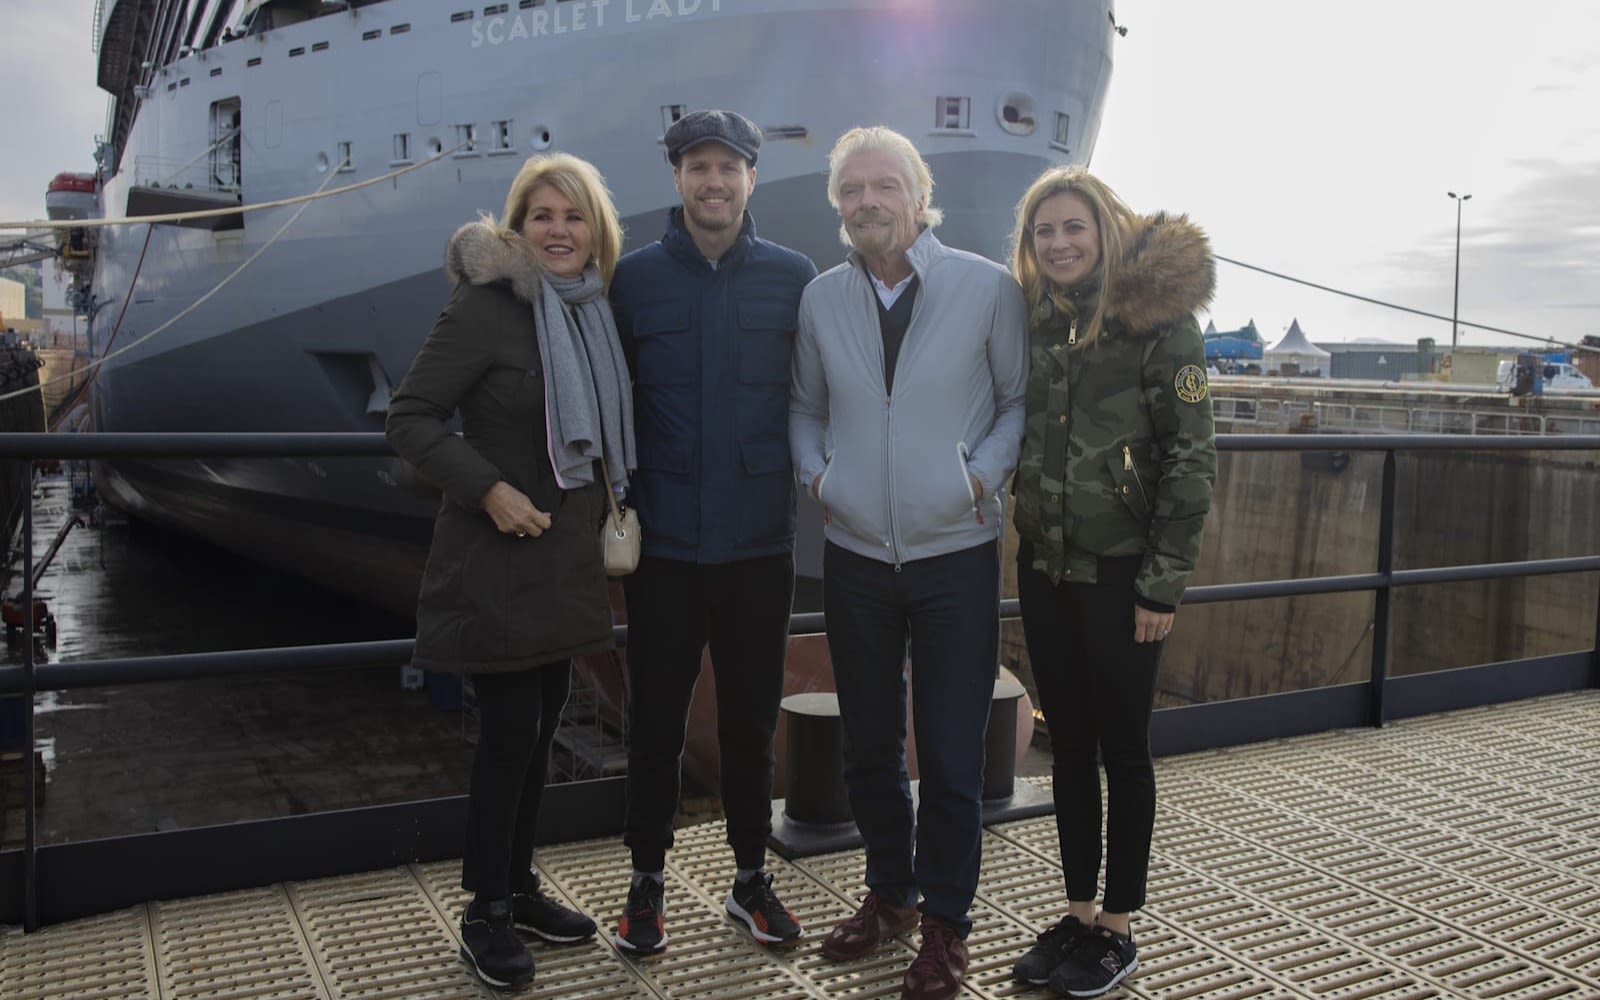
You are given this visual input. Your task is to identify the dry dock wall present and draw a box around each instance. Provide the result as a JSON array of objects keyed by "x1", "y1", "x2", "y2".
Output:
[{"x1": 1002, "y1": 444, "x2": 1600, "y2": 711}]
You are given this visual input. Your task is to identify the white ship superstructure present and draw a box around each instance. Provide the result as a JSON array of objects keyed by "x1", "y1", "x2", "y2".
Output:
[{"x1": 77, "y1": 0, "x2": 1115, "y2": 610}]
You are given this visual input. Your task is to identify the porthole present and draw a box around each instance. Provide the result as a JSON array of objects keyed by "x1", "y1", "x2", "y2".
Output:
[
  {"x1": 996, "y1": 92, "x2": 1037, "y2": 136},
  {"x1": 530, "y1": 125, "x2": 552, "y2": 150}
]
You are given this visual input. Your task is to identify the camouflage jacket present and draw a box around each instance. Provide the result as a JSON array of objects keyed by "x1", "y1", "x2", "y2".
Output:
[{"x1": 1011, "y1": 212, "x2": 1217, "y2": 609}]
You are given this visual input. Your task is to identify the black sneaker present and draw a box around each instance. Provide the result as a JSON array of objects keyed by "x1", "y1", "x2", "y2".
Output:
[
  {"x1": 460, "y1": 897, "x2": 535, "y2": 990},
  {"x1": 725, "y1": 872, "x2": 805, "y2": 946},
  {"x1": 511, "y1": 873, "x2": 597, "y2": 944},
  {"x1": 1013, "y1": 913, "x2": 1092, "y2": 984},
  {"x1": 1049, "y1": 924, "x2": 1139, "y2": 998},
  {"x1": 614, "y1": 877, "x2": 668, "y2": 954}
]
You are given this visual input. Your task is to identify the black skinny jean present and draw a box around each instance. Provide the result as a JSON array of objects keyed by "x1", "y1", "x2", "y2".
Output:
[
  {"x1": 460, "y1": 662, "x2": 571, "y2": 900},
  {"x1": 1016, "y1": 543, "x2": 1163, "y2": 914},
  {"x1": 622, "y1": 553, "x2": 794, "y2": 873}
]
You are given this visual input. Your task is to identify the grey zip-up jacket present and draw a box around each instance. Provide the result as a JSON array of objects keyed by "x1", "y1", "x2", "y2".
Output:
[{"x1": 789, "y1": 227, "x2": 1028, "y2": 565}]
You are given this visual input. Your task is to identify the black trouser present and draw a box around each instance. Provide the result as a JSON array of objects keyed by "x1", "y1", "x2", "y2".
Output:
[
  {"x1": 1016, "y1": 544, "x2": 1162, "y2": 914},
  {"x1": 460, "y1": 662, "x2": 571, "y2": 900},
  {"x1": 622, "y1": 552, "x2": 794, "y2": 873}
]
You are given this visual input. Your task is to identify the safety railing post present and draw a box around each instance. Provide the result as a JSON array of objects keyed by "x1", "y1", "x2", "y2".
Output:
[
  {"x1": 1369, "y1": 450, "x2": 1397, "y2": 728},
  {"x1": 22, "y1": 461, "x2": 39, "y2": 931}
]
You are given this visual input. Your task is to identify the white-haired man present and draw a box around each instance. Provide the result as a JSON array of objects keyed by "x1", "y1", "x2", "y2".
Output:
[{"x1": 789, "y1": 126, "x2": 1028, "y2": 1000}]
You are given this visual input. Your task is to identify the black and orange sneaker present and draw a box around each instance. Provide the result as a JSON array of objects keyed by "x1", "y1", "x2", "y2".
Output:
[
  {"x1": 614, "y1": 877, "x2": 668, "y2": 955},
  {"x1": 725, "y1": 871, "x2": 804, "y2": 946}
]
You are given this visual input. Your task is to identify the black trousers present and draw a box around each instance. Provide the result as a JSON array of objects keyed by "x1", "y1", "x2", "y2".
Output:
[
  {"x1": 1016, "y1": 543, "x2": 1162, "y2": 914},
  {"x1": 460, "y1": 662, "x2": 571, "y2": 900},
  {"x1": 622, "y1": 553, "x2": 794, "y2": 873}
]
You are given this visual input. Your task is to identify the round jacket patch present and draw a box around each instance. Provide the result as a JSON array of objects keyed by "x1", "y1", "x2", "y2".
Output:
[{"x1": 1174, "y1": 365, "x2": 1209, "y2": 404}]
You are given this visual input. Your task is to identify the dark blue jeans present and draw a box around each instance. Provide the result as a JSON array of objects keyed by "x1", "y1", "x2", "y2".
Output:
[{"x1": 822, "y1": 541, "x2": 1000, "y2": 938}]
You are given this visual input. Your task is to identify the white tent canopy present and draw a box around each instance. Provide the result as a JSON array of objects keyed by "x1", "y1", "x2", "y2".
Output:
[{"x1": 1266, "y1": 319, "x2": 1330, "y2": 372}]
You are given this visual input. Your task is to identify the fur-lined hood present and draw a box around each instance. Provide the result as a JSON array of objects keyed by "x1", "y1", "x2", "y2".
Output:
[
  {"x1": 443, "y1": 220, "x2": 544, "y2": 304},
  {"x1": 1103, "y1": 211, "x2": 1215, "y2": 337}
]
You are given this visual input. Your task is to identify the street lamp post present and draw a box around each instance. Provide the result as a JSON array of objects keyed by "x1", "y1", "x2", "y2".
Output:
[{"x1": 1448, "y1": 191, "x2": 1472, "y2": 350}]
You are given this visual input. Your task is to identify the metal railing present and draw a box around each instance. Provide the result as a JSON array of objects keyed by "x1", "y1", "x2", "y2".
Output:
[{"x1": 1, "y1": 431, "x2": 1597, "y2": 931}]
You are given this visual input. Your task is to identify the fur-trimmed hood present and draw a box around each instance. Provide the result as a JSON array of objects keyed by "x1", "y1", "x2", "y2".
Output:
[
  {"x1": 443, "y1": 220, "x2": 544, "y2": 304},
  {"x1": 1103, "y1": 211, "x2": 1215, "y2": 337}
]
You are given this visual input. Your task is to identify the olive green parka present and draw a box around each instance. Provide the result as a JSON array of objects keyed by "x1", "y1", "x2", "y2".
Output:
[{"x1": 1011, "y1": 212, "x2": 1217, "y2": 609}]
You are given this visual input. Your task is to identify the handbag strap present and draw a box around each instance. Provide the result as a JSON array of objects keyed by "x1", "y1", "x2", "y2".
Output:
[{"x1": 599, "y1": 457, "x2": 625, "y2": 525}]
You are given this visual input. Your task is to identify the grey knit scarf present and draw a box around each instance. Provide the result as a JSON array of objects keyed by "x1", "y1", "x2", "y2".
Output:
[{"x1": 535, "y1": 264, "x2": 635, "y2": 492}]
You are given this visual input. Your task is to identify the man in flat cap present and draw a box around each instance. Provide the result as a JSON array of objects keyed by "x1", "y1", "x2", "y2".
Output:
[{"x1": 609, "y1": 109, "x2": 817, "y2": 954}]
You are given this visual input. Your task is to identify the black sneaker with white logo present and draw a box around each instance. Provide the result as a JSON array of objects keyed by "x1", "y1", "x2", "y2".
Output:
[
  {"x1": 511, "y1": 872, "x2": 597, "y2": 944},
  {"x1": 459, "y1": 897, "x2": 535, "y2": 990},
  {"x1": 1013, "y1": 913, "x2": 1092, "y2": 985},
  {"x1": 1048, "y1": 924, "x2": 1139, "y2": 998}
]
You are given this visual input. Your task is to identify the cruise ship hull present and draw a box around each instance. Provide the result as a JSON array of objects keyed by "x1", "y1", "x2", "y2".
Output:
[{"x1": 85, "y1": 0, "x2": 1116, "y2": 610}]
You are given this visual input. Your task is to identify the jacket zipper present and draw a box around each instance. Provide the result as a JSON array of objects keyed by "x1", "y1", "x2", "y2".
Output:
[
  {"x1": 886, "y1": 396, "x2": 901, "y2": 571},
  {"x1": 1068, "y1": 317, "x2": 1078, "y2": 345},
  {"x1": 1122, "y1": 445, "x2": 1150, "y2": 508}
]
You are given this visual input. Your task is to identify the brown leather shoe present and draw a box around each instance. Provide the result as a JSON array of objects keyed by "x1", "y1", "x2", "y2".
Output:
[
  {"x1": 820, "y1": 891, "x2": 919, "y2": 962},
  {"x1": 901, "y1": 915, "x2": 968, "y2": 1000}
]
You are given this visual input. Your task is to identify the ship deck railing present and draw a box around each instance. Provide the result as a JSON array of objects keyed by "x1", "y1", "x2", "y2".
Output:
[{"x1": 1, "y1": 432, "x2": 1597, "y2": 978}]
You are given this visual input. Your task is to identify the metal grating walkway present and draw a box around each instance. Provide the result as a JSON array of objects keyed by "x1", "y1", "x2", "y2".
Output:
[{"x1": 5, "y1": 691, "x2": 1600, "y2": 999}]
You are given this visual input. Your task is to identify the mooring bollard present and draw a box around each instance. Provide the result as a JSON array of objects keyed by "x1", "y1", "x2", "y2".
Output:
[
  {"x1": 984, "y1": 675, "x2": 1026, "y2": 801},
  {"x1": 780, "y1": 691, "x2": 852, "y2": 826}
]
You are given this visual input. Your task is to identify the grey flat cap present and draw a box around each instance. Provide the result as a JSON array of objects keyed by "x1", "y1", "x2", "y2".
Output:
[{"x1": 664, "y1": 109, "x2": 762, "y2": 166}]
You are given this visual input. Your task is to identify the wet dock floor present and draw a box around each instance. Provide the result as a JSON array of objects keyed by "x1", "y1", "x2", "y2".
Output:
[
  {"x1": 2, "y1": 471, "x2": 469, "y2": 847},
  {"x1": 4, "y1": 691, "x2": 1600, "y2": 998}
]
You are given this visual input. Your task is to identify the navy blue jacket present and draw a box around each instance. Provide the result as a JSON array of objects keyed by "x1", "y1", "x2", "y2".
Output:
[{"x1": 611, "y1": 208, "x2": 817, "y2": 563}]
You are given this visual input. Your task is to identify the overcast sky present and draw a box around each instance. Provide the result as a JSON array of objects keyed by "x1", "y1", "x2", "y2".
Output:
[{"x1": 4, "y1": 0, "x2": 1598, "y2": 350}]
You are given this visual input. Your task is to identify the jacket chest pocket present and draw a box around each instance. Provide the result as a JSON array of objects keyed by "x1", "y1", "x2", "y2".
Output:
[
  {"x1": 479, "y1": 363, "x2": 543, "y2": 418},
  {"x1": 632, "y1": 305, "x2": 694, "y2": 385},
  {"x1": 737, "y1": 302, "x2": 795, "y2": 385}
]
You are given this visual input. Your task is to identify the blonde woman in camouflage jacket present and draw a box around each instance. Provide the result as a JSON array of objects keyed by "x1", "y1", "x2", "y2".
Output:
[{"x1": 1006, "y1": 167, "x2": 1216, "y2": 998}]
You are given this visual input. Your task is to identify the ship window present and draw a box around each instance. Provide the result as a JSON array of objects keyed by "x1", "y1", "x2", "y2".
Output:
[
  {"x1": 1054, "y1": 113, "x2": 1070, "y2": 146},
  {"x1": 520, "y1": 0, "x2": 544, "y2": 7},
  {"x1": 996, "y1": 92, "x2": 1036, "y2": 136},
  {"x1": 362, "y1": 28, "x2": 381, "y2": 40},
  {"x1": 936, "y1": 96, "x2": 970, "y2": 131},
  {"x1": 484, "y1": 3, "x2": 509, "y2": 13},
  {"x1": 455, "y1": 124, "x2": 479, "y2": 154},
  {"x1": 210, "y1": 67, "x2": 223, "y2": 77},
  {"x1": 167, "y1": 82, "x2": 178, "y2": 92},
  {"x1": 394, "y1": 133, "x2": 411, "y2": 162},
  {"x1": 660, "y1": 105, "x2": 687, "y2": 132},
  {"x1": 312, "y1": 41, "x2": 330, "y2": 52},
  {"x1": 490, "y1": 119, "x2": 514, "y2": 153},
  {"x1": 180, "y1": 77, "x2": 191, "y2": 87},
  {"x1": 391, "y1": 23, "x2": 411, "y2": 34},
  {"x1": 337, "y1": 142, "x2": 354, "y2": 172},
  {"x1": 451, "y1": 10, "x2": 473, "y2": 22},
  {"x1": 289, "y1": 47, "x2": 305, "y2": 57},
  {"x1": 427, "y1": 137, "x2": 443, "y2": 156},
  {"x1": 247, "y1": 56, "x2": 262, "y2": 67}
]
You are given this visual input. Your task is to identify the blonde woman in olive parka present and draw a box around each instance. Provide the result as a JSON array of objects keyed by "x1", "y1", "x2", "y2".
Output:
[
  {"x1": 1006, "y1": 167, "x2": 1216, "y2": 998},
  {"x1": 386, "y1": 153, "x2": 634, "y2": 991}
]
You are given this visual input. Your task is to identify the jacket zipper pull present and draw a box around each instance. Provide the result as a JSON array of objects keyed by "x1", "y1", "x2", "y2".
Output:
[
  {"x1": 1123, "y1": 445, "x2": 1133, "y2": 471},
  {"x1": 1068, "y1": 318, "x2": 1078, "y2": 345}
]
